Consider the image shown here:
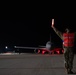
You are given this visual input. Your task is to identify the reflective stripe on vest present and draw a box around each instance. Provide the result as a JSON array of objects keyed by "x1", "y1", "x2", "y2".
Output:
[{"x1": 63, "y1": 33, "x2": 74, "y2": 47}]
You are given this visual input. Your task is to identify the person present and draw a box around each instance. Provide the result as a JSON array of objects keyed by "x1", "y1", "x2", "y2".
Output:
[{"x1": 51, "y1": 19, "x2": 76, "y2": 74}]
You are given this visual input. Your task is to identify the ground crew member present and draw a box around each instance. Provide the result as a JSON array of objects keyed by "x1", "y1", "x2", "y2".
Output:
[{"x1": 51, "y1": 19, "x2": 76, "y2": 74}]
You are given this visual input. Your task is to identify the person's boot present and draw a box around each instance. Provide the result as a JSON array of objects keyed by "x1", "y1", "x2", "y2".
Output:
[
  {"x1": 64, "y1": 63, "x2": 68, "y2": 73},
  {"x1": 67, "y1": 69, "x2": 74, "y2": 74}
]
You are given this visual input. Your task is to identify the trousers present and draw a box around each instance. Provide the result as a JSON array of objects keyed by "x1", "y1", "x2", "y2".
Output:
[{"x1": 63, "y1": 47, "x2": 74, "y2": 70}]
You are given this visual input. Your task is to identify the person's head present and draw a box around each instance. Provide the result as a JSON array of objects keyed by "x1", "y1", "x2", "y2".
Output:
[{"x1": 65, "y1": 28, "x2": 70, "y2": 33}]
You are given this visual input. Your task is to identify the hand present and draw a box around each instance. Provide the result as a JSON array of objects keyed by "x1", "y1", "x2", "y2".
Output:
[{"x1": 51, "y1": 19, "x2": 54, "y2": 28}]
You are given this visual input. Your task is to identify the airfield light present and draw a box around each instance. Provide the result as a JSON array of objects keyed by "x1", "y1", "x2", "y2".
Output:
[{"x1": 5, "y1": 46, "x2": 8, "y2": 49}]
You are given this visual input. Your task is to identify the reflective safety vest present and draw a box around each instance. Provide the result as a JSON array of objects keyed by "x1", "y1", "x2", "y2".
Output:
[{"x1": 63, "y1": 33, "x2": 74, "y2": 47}]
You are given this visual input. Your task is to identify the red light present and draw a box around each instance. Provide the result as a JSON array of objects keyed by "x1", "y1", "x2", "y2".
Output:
[
  {"x1": 42, "y1": 50, "x2": 46, "y2": 54},
  {"x1": 38, "y1": 49, "x2": 40, "y2": 53},
  {"x1": 56, "y1": 50, "x2": 60, "y2": 54}
]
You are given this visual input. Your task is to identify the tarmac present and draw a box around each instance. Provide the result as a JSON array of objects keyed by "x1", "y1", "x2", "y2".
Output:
[{"x1": 0, "y1": 53, "x2": 76, "y2": 75}]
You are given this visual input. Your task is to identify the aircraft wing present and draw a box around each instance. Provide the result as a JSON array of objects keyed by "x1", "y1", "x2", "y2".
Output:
[
  {"x1": 14, "y1": 46, "x2": 51, "y2": 54},
  {"x1": 14, "y1": 46, "x2": 40, "y2": 49},
  {"x1": 38, "y1": 45, "x2": 46, "y2": 48}
]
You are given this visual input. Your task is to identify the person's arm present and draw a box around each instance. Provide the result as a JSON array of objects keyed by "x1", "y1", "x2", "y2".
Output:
[{"x1": 51, "y1": 19, "x2": 63, "y2": 40}]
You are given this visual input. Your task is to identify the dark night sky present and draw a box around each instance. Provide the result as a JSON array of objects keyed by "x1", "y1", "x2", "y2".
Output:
[{"x1": 0, "y1": 3, "x2": 76, "y2": 49}]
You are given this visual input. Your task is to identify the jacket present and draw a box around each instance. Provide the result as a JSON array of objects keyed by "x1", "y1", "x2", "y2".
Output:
[{"x1": 52, "y1": 27, "x2": 76, "y2": 48}]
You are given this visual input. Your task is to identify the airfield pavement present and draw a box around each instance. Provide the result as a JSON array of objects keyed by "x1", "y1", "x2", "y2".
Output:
[{"x1": 0, "y1": 53, "x2": 76, "y2": 75}]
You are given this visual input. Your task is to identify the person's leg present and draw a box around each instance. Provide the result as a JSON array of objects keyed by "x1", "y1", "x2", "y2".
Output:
[
  {"x1": 63, "y1": 48, "x2": 69, "y2": 69},
  {"x1": 68, "y1": 48, "x2": 74, "y2": 74}
]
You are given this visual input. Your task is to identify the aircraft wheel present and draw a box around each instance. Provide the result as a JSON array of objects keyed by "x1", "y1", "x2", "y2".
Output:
[{"x1": 34, "y1": 49, "x2": 38, "y2": 53}]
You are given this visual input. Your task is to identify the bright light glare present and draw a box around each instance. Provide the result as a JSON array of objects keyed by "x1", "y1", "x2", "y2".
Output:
[{"x1": 5, "y1": 46, "x2": 8, "y2": 49}]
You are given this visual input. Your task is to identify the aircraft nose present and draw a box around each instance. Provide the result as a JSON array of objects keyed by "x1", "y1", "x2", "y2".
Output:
[{"x1": 46, "y1": 43, "x2": 51, "y2": 50}]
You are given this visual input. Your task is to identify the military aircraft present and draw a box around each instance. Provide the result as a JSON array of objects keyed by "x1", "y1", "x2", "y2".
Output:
[{"x1": 14, "y1": 41, "x2": 63, "y2": 54}]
